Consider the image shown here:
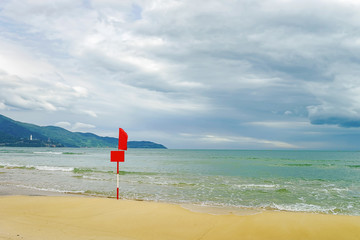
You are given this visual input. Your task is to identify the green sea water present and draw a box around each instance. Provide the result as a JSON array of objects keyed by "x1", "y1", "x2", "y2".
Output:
[{"x1": 0, "y1": 148, "x2": 359, "y2": 215}]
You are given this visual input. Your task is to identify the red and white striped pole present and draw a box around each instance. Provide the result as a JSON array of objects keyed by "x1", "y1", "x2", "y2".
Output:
[
  {"x1": 117, "y1": 161, "x2": 119, "y2": 199},
  {"x1": 110, "y1": 128, "x2": 128, "y2": 200}
]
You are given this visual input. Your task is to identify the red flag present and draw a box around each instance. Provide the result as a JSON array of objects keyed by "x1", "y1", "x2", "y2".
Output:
[
  {"x1": 118, "y1": 128, "x2": 128, "y2": 150},
  {"x1": 110, "y1": 151, "x2": 125, "y2": 162}
]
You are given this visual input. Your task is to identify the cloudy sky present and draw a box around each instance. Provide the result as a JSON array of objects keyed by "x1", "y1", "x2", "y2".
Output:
[{"x1": 1, "y1": 0, "x2": 360, "y2": 149}]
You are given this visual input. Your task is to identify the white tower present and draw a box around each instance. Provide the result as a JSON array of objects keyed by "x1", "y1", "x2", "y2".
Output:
[{"x1": 30, "y1": 135, "x2": 32, "y2": 141}]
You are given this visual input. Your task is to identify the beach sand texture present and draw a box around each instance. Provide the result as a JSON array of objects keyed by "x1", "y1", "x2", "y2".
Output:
[{"x1": 0, "y1": 196, "x2": 359, "y2": 240}]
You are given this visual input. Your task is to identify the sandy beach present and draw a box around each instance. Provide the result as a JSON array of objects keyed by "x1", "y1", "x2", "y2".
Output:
[{"x1": 0, "y1": 195, "x2": 359, "y2": 240}]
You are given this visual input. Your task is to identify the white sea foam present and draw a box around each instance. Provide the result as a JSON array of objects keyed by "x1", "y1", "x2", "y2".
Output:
[
  {"x1": 269, "y1": 203, "x2": 337, "y2": 214},
  {"x1": 15, "y1": 185, "x2": 84, "y2": 194},
  {"x1": 0, "y1": 162, "x2": 73, "y2": 172},
  {"x1": 331, "y1": 187, "x2": 349, "y2": 193},
  {"x1": 33, "y1": 151, "x2": 63, "y2": 155},
  {"x1": 181, "y1": 203, "x2": 262, "y2": 216},
  {"x1": 233, "y1": 184, "x2": 279, "y2": 189},
  {"x1": 82, "y1": 176, "x2": 103, "y2": 180},
  {"x1": 0, "y1": 162, "x2": 22, "y2": 168},
  {"x1": 35, "y1": 166, "x2": 74, "y2": 172}
]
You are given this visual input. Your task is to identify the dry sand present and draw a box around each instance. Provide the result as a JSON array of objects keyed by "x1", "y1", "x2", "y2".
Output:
[{"x1": 0, "y1": 196, "x2": 359, "y2": 240}]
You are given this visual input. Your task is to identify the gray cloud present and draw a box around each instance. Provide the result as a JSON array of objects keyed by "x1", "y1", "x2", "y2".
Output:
[{"x1": 1, "y1": 0, "x2": 360, "y2": 149}]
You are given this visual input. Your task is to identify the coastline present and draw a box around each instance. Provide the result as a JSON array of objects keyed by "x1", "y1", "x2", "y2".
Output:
[
  {"x1": 0, "y1": 192, "x2": 360, "y2": 240},
  {"x1": 1, "y1": 148, "x2": 359, "y2": 216},
  {"x1": 0, "y1": 183, "x2": 263, "y2": 215},
  {"x1": 0, "y1": 184, "x2": 67, "y2": 197}
]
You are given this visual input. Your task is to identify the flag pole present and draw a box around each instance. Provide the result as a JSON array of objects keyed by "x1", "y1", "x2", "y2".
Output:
[
  {"x1": 110, "y1": 128, "x2": 128, "y2": 200},
  {"x1": 117, "y1": 161, "x2": 119, "y2": 200}
]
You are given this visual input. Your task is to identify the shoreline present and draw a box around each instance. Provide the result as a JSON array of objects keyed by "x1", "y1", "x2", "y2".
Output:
[
  {"x1": 0, "y1": 183, "x2": 358, "y2": 217},
  {"x1": 0, "y1": 184, "x2": 67, "y2": 197},
  {"x1": 1, "y1": 195, "x2": 360, "y2": 240},
  {"x1": 0, "y1": 183, "x2": 264, "y2": 216}
]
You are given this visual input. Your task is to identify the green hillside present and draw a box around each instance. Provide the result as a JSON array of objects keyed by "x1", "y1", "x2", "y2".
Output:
[{"x1": 0, "y1": 114, "x2": 166, "y2": 148}]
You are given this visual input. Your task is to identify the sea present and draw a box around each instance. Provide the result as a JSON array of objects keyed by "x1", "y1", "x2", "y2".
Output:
[{"x1": 0, "y1": 148, "x2": 359, "y2": 216}]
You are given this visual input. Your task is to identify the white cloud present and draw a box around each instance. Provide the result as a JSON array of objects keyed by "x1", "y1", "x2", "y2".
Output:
[
  {"x1": 246, "y1": 121, "x2": 311, "y2": 129},
  {"x1": 182, "y1": 133, "x2": 299, "y2": 149},
  {"x1": 200, "y1": 135, "x2": 235, "y2": 143},
  {"x1": 0, "y1": 101, "x2": 7, "y2": 110},
  {"x1": 54, "y1": 121, "x2": 71, "y2": 128},
  {"x1": 80, "y1": 110, "x2": 98, "y2": 118},
  {"x1": 0, "y1": 38, "x2": 54, "y2": 77},
  {"x1": 72, "y1": 122, "x2": 96, "y2": 131},
  {"x1": 0, "y1": 70, "x2": 93, "y2": 112},
  {"x1": 53, "y1": 121, "x2": 95, "y2": 132}
]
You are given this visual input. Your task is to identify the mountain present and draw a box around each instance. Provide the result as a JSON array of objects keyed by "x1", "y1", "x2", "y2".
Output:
[{"x1": 0, "y1": 114, "x2": 167, "y2": 149}]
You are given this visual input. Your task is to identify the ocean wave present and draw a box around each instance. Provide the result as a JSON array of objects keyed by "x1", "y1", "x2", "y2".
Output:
[
  {"x1": 84, "y1": 190, "x2": 112, "y2": 197},
  {"x1": 72, "y1": 175, "x2": 107, "y2": 181},
  {"x1": 146, "y1": 181, "x2": 197, "y2": 187},
  {"x1": 0, "y1": 163, "x2": 35, "y2": 170},
  {"x1": 73, "y1": 168, "x2": 95, "y2": 173},
  {"x1": 83, "y1": 176, "x2": 105, "y2": 180},
  {"x1": 15, "y1": 184, "x2": 85, "y2": 194},
  {"x1": 33, "y1": 151, "x2": 63, "y2": 155},
  {"x1": 275, "y1": 163, "x2": 338, "y2": 168},
  {"x1": 71, "y1": 167, "x2": 159, "y2": 176},
  {"x1": 63, "y1": 152, "x2": 85, "y2": 155},
  {"x1": 0, "y1": 162, "x2": 74, "y2": 172},
  {"x1": 346, "y1": 165, "x2": 360, "y2": 168},
  {"x1": 267, "y1": 203, "x2": 341, "y2": 214},
  {"x1": 33, "y1": 151, "x2": 84, "y2": 155},
  {"x1": 0, "y1": 149, "x2": 29, "y2": 154},
  {"x1": 330, "y1": 187, "x2": 349, "y2": 193},
  {"x1": 35, "y1": 166, "x2": 74, "y2": 172},
  {"x1": 284, "y1": 163, "x2": 313, "y2": 167},
  {"x1": 275, "y1": 188, "x2": 290, "y2": 193},
  {"x1": 232, "y1": 184, "x2": 279, "y2": 189}
]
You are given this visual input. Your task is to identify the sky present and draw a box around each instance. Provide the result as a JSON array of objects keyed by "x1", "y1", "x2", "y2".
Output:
[{"x1": 1, "y1": 0, "x2": 360, "y2": 149}]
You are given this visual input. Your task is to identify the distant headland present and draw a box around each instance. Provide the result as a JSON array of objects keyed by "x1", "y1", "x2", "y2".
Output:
[{"x1": 0, "y1": 114, "x2": 166, "y2": 149}]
